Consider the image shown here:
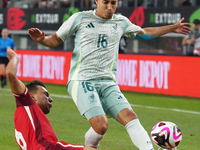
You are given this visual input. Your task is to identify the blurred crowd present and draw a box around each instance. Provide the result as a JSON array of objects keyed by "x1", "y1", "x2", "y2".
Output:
[
  {"x1": 31, "y1": 0, "x2": 93, "y2": 8},
  {"x1": 1, "y1": 0, "x2": 200, "y2": 9},
  {"x1": 127, "y1": 0, "x2": 200, "y2": 7},
  {"x1": 1, "y1": 0, "x2": 93, "y2": 8}
]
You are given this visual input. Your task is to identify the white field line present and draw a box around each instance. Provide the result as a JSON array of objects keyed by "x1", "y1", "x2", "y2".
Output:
[
  {"x1": 0, "y1": 88, "x2": 12, "y2": 96},
  {"x1": 0, "y1": 88, "x2": 71, "y2": 99},
  {"x1": 0, "y1": 88, "x2": 11, "y2": 92},
  {"x1": 1, "y1": 88, "x2": 200, "y2": 115},
  {"x1": 130, "y1": 104, "x2": 200, "y2": 115},
  {"x1": 50, "y1": 94, "x2": 71, "y2": 99},
  {"x1": 0, "y1": 94, "x2": 13, "y2": 96}
]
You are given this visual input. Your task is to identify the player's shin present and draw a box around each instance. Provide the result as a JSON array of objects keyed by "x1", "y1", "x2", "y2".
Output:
[
  {"x1": 84, "y1": 127, "x2": 104, "y2": 148},
  {"x1": 125, "y1": 119, "x2": 155, "y2": 150}
]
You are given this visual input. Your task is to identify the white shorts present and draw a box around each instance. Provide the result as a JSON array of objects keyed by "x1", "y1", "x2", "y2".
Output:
[{"x1": 67, "y1": 80, "x2": 133, "y2": 120}]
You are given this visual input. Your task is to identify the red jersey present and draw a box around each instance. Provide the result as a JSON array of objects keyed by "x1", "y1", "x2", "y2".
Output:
[{"x1": 14, "y1": 88, "x2": 84, "y2": 150}]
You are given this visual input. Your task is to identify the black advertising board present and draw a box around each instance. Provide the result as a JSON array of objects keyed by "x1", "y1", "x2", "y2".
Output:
[
  {"x1": 117, "y1": 6, "x2": 200, "y2": 27},
  {"x1": 0, "y1": 6, "x2": 200, "y2": 31},
  {"x1": 0, "y1": 7, "x2": 80, "y2": 31}
]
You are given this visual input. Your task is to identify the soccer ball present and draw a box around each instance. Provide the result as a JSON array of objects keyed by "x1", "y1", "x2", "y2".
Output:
[{"x1": 151, "y1": 121, "x2": 182, "y2": 149}]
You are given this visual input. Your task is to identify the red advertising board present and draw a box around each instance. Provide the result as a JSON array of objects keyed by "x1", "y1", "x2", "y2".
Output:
[
  {"x1": 16, "y1": 50, "x2": 200, "y2": 98},
  {"x1": 16, "y1": 50, "x2": 71, "y2": 85},
  {"x1": 117, "y1": 54, "x2": 200, "y2": 98}
]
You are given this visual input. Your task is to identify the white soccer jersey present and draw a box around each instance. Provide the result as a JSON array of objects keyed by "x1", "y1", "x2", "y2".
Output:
[{"x1": 56, "y1": 10, "x2": 141, "y2": 82}]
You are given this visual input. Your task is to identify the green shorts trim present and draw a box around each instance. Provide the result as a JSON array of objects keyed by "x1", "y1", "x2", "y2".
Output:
[
  {"x1": 84, "y1": 106, "x2": 105, "y2": 120},
  {"x1": 107, "y1": 102, "x2": 133, "y2": 120}
]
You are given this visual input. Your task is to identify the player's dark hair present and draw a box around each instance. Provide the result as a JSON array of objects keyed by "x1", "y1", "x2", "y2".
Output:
[{"x1": 26, "y1": 80, "x2": 46, "y2": 94}]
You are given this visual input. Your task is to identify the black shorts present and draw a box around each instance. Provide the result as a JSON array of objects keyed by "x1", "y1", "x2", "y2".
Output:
[{"x1": 0, "y1": 57, "x2": 9, "y2": 66}]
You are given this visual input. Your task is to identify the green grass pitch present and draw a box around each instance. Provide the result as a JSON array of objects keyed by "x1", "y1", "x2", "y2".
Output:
[{"x1": 0, "y1": 83, "x2": 199, "y2": 150}]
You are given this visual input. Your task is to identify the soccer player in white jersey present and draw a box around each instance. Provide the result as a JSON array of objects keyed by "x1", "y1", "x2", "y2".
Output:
[{"x1": 28, "y1": 0, "x2": 191, "y2": 149}]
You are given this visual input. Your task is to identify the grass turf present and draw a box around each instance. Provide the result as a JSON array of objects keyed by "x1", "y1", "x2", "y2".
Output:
[{"x1": 0, "y1": 83, "x2": 199, "y2": 150}]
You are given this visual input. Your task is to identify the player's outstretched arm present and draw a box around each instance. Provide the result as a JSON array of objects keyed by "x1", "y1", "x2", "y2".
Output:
[
  {"x1": 28, "y1": 28, "x2": 63, "y2": 48},
  {"x1": 6, "y1": 49, "x2": 25, "y2": 94},
  {"x1": 138, "y1": 17, "x2": 191, "y2": 37}
]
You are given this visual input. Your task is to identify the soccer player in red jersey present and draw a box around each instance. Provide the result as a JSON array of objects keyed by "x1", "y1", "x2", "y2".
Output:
[{"x1": 5, "y1": 48, "x2": 96, "y2": 150}]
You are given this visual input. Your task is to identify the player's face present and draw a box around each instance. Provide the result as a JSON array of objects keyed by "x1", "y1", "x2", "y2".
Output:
[
  {"x1": 1, "y1": 29, "x2": 9, "y2": 39},
  {"x1": 35, "y1": 86, "x2": 53, "y2": 114},
  {"x1": 95, "y1": 0, "x2": 118, "y2": 19}
]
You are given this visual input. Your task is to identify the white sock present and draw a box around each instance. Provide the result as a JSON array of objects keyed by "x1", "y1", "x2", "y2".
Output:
[
  {"x1": 125, "y1": 119, "x2": 154, "y2": 150},
  {"x1": 84, "y1": 127, "x2": 104, "y2": 148}
]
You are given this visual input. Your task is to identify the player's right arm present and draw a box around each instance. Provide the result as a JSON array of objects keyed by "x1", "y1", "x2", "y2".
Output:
[
  {"x1": 28, "y1": 28, "x2": 63, "y2": 48},
  {"x1": 28, "y1": 12, "x2": 82, "y2": 48},
  {"x1": 138, "y1": 17, "x2": 191, "y2": 37},
  {"x1": 6, "y1": 48, "x2": 25, "y2": 94}
]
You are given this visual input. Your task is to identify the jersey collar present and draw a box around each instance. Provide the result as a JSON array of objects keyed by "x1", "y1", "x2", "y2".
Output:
[{"x1": 93, "y1": 9, "x2": 115, "y2": 20}]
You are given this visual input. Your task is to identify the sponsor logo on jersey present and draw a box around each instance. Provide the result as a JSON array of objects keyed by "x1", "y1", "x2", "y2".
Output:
[
  {"x1": 112, "y1": 24, "x2": 117, "y2": 30},
  {"x1": 111, "y1": 24, "x2": 118, "y2": 33},
  {"x1": 118, "y1": 95, "x2": 123, "y2": 99},
  {"x1": 89, "y1": 93, "x2": 96, "y2": 102},
  {"x1": 86, "y1": 22, "x2": 95, "y2": 28}
]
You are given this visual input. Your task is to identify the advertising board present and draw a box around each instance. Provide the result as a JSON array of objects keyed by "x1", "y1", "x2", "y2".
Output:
[{"x1": 16, "y1": 50, "x2": 200, "y2": 98}]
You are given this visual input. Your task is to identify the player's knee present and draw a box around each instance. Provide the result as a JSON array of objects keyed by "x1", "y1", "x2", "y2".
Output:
[
  {"x1": 89, "y1": 115, "x2": 108, "y2": 135},
  {"x1": 95, "y1": 119, "x2": 108, "y2": 135},
  {"x1": 117, "y1": 108, "x2": 138, "y2": 126},
  {"x1": 99, "y1": 121, "x2": 108, "y2": 134}
]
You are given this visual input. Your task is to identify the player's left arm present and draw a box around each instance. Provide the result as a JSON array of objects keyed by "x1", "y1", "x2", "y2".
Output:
[
  {"x1": 6, "y1": 48, "x2": 25, "y2": 94},
  {"x1": 136, "y1": 17, "x2": 191, "y2": 40}
]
